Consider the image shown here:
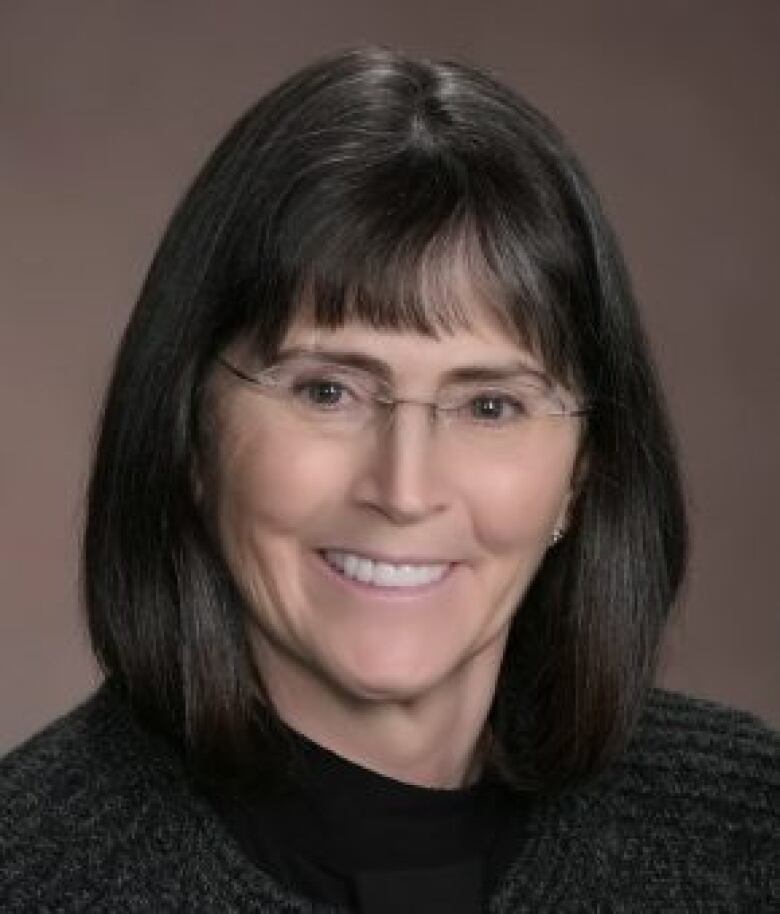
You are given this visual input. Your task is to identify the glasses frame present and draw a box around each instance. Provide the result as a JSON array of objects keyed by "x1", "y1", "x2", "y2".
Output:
[{"x1": 216, "y1": 355, "x2": 591, "y2": 429}]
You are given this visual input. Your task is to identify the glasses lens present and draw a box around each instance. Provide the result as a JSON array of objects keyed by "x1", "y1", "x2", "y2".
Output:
[{"x1": 255, "y1": 359, "x2": 579, "y2": 454}]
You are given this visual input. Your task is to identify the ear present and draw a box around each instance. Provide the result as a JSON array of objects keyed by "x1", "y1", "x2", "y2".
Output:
[
  {"x1": 553, "y1": 494, "x2": 571, "y2": 536},
  {"x1": 191, "y1": 452, "x2": 205, "y2": 505},
  {"x1": 553, "y1": 440, "x2": 589, "y2": 540},
  {"x1": 190, "y1": 370, "x2": 222, "y2": 510},
  {"x1": 550, "y1": 487, "x2": 573, "y2": 544}
]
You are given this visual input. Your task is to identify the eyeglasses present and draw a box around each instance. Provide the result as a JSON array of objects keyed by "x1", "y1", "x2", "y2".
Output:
[{"x1": 217, "y1": 354, "x2": 588, "y2": 457}]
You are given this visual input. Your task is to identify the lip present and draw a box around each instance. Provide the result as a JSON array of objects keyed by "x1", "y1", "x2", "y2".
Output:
[{"x1": 313, "y1": 550, "x2": 459, "y2": 598}]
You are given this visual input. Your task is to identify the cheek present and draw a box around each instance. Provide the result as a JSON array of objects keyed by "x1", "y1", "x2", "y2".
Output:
[
  {"x1": 209, "y1": 416, "x2": 351, "y2": 625},
  {"x1": 215, "y1": 423, "x2": 344, "y2": 540},
  {"x1": 465, "y1": 445, "x2": 575, "y2": 555}
]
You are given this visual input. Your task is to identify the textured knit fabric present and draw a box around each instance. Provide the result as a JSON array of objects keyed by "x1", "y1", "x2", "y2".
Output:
[{"x1": 1, "y1": 683, "x2": 778, "y2": 912}]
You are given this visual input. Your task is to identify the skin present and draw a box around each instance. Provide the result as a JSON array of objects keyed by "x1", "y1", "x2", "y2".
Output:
[{"x1": 206, "y1": 303, "x2": 582, "y2": 789}]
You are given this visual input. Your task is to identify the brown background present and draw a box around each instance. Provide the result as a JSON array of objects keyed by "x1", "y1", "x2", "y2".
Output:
[{"x1": 2, "y1": 1, "x2": 778, "y2": 752}]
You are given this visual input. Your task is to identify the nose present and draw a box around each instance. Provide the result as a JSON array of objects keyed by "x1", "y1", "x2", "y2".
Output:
[{"x1": 352, "y1": 400, "x2": 448, "y2": 523}]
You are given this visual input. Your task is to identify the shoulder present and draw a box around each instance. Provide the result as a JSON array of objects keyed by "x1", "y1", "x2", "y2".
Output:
[
  {"x1": 622, "y1": 688, "x2": 779, "y2": 812},
  {"x1": 1, "y1": 681, "x2": 183, "y2": 819},
  {"x1": 0, "y1": 684, "x2": 272, "y2": 912},
  {"x1": 1, "y1": 683, "x2": 147, "y2": 832},
  {"x1": 595, "y1": 689, "x2": 778, "y2": 905},
  {"x1": 2, "y1": 686, "x2": 166, "y2": 908},
  {"x1": 499, "y1": 690, "x2": 779, "y2": 910}
]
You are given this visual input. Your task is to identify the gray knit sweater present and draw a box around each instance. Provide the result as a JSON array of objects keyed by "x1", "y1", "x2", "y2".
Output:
[{"x1": 1, "y1": 684, "x2": 778, "y2": 912}]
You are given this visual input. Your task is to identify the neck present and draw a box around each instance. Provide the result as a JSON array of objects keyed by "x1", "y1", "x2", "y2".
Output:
[{"x1": 253, "y1": 636, "x2": 505, "y2": 789}]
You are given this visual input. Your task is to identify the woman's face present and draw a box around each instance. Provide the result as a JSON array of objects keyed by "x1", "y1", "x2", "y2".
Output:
[{"x1": 207, "y1": 304, "x2": 582, "y2": 718}]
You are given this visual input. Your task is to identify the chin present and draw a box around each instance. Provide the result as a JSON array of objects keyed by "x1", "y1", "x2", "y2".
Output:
[
  {"x1": 325, "y1": 643, "x2": 472, "y2": 705},
  {"x1": 337, "y1": 678, "x2": 445, "y2": 707}
]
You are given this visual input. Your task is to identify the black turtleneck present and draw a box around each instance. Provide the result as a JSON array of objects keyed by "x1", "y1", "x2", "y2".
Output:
[{"x1": 209, "y1": 726, "x2": 525, "y2": 913}]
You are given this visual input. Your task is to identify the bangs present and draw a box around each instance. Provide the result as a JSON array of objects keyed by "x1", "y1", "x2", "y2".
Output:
[
  {"x1": 225, "y1": 71, "x2": 590, "y2": 389},
  {"x1": 246, "y1": 200, "x2": 584, "y2": 388}
]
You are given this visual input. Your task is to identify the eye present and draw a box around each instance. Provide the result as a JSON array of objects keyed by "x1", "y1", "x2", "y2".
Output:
[
  {"x1": 468, "y1": 394, "x2": 527, "y2": 421},
  {"x1": 291, "y1": 377, "x2": 354, "y2": 408}
]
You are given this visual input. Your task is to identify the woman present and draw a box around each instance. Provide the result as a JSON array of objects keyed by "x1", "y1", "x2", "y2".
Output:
[{"x1": 2, "y1": 48, "x2": 777, "y2": 912}]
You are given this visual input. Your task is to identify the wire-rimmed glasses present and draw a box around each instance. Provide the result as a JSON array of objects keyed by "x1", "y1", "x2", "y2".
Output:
[{"x1": 217, "y1": 353, "x2": 588, "y2": 457}]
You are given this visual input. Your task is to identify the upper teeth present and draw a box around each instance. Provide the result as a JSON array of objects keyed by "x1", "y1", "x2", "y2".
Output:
[{"x1": 324, "y1": 550, "x2": 449, "y2": 588}]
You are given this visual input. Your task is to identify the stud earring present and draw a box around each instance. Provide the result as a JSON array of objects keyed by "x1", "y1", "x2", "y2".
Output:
[{"x1": 550, "y1": 528, "x2": 564, "y2": 547}]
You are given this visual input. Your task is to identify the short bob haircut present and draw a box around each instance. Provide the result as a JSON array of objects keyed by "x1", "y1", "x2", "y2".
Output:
[{"x1": 84, "y1": 47, "x2": 687, "y2": 792}]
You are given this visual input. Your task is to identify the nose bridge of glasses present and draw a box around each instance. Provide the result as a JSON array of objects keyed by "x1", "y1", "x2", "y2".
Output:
[
  {"x1": 366, "y1": 393, "x2": 448, "y2": 475},
  {"x1": 372, "y1": 391, "x2": 450, "y2": 428},
  {"x1": 361, "y1": 392, "x2": 451, "y2": 519}
]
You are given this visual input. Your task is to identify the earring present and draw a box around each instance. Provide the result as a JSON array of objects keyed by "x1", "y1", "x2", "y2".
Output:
[{"x1": 550, "y1": 528, "x2": 564, "y2": 547}]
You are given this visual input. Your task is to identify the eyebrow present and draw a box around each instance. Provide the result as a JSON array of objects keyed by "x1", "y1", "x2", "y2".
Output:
[{"x1": 271, "y1": 345, "x2": 552, "y2": 386}]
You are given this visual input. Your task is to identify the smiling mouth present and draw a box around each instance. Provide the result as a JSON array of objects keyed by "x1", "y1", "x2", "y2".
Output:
[{"x1": 319, "y1": 549, "x2": 451, "y2": 589}]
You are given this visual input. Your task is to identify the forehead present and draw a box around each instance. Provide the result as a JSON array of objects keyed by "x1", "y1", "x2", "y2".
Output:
[{"x1": 280, "y1": 314, "x2": 544, "y2": 377}]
